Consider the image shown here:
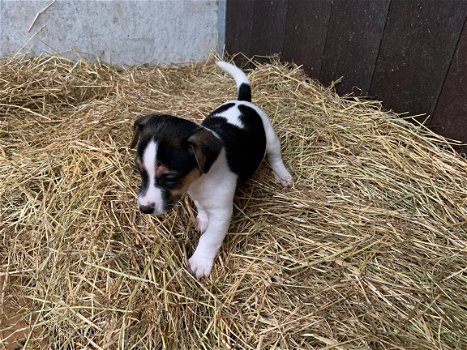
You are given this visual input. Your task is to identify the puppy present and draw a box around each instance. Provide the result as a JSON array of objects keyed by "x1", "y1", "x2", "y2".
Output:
[{"x1": 130, "y1": 62, "x2": 292, "y2": 278}]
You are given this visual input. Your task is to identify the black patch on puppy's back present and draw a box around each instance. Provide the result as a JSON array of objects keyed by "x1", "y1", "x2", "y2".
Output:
[
  {"x1": 202, "y1": 103, "x2": 266, "y2": 182},
  {"x1": 210, "y1": 102, "x2": 235, "y2": 116}
]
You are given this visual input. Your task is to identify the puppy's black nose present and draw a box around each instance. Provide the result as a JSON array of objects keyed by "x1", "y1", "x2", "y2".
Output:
[{"x1": 139, "y1": 204, "x2": 155, "y2": 214}]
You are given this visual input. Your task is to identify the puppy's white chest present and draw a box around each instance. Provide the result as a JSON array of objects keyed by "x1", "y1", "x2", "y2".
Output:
[{"x1": 217, "y1": 103, "x2": 244, "y2": 129}]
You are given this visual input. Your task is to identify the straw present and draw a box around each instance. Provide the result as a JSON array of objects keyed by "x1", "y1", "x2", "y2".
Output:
[{"x1": 1, "y1": 54, "x2": 466, "y2": 349}]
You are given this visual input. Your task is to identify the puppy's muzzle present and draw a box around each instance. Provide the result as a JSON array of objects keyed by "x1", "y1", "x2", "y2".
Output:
[
  {"x1": 138, "y1": 200, "x2": 174, "y2": 216},
  {"x1": 139, "y1": 203, "x2": 156, "y2": 214}
]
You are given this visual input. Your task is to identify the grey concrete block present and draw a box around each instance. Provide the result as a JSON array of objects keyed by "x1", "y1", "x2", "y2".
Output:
[{"x1": 0, "y1": 0, "x2": 222, "y2": 65}]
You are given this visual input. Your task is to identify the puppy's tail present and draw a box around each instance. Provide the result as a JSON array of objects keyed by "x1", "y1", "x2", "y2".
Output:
[{"x1": 216, "y1": 61, "x2": 251, "y2": 102}]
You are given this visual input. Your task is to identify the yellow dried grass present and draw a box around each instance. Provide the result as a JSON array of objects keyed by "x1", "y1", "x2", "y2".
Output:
[{"x1": 1, "y1": 54, "x2": 466, "y2": 349}]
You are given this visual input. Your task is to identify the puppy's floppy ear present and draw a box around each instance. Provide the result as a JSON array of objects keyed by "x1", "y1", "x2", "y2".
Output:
[
  {"x1": 130, "y1": 115, "x2": 152, "y2": 148},
  {"x1": 187, "y1": 128, "x2": 223, "y2": 173}
]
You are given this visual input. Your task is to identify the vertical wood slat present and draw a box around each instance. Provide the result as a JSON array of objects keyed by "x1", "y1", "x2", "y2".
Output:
[
  {"x1": 431, "y1": 19, "x2": 467, "y2": 152},
  {"x1": 249, "y1": 0, "x2": 289, "y2": 60},
  {"x1": 226, "y1": 0, "x2": 288, "y2": 67},
  {"x1": 225, "y1": 0, "x2": 255, "y2": 61},
  {"x1": 369, "y1": 0, "x2": 466, "y2": 122},
  {"x1": 320, "y1": 0, "x2": 389, "y2": 95},
  {"x1": 282, "y1": 0, "x2": 332, "y2": 78}
]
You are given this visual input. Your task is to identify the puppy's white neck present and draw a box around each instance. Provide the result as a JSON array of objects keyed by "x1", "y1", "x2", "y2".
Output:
[{"x1": 188, "y1": 148, "x2": 237, "y2": 207}]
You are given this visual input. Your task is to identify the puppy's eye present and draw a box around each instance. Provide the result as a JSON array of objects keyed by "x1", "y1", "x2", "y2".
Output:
[{"x1": 160, "y1": 173, "x2": 180, "y2": 188}]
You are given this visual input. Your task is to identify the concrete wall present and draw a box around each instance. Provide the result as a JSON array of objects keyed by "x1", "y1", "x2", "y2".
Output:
[{"x1": 0, "y1": 0, "x2": 225, "y2": 65}]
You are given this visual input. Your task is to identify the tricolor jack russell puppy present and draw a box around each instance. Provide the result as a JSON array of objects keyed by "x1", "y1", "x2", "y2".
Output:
[{"x1": 130, "y1": 62, "x2": 292, "y2": 278}]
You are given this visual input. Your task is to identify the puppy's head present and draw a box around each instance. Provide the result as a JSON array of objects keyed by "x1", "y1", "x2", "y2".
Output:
[{"x1": 130, "y1": 115, "x2": 223, "y2": 215}]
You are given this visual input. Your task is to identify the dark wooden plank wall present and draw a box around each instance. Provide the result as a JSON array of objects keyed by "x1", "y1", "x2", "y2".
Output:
[
  {"x1": 320, "y1": 0, "x2": 390, "y2": 95},
  {"x1": 369, "y1": 1, "x2": 465, "y2": 123},
  {"x1": 225, "y1": 0, "x2": 467, "y2": 150},
  {"x1": 282, "y1": 1, "x2": 331, "y2": 77},
  {"x1": 431, "y1": 17, "x2": 467, "y2": 144}
]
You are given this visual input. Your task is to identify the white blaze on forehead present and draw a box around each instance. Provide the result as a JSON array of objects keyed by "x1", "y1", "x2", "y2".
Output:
[
  {"x1": 138, "y1": 139, "x2": 164, "y2": 214},
  {"x1": 143, "y1": 139, "x2": 157, "y2": 179}
]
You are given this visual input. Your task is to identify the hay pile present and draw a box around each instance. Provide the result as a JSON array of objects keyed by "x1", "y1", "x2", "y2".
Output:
[{"x1": 1, "y1": 54, "x2": 466, "y2": 350}]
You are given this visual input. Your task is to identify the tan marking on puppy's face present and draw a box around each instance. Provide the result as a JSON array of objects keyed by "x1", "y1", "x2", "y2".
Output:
[
  {"x1": 156, "y1": 164, "x2": 170, "y2": 177},
  {"x1": 135, "y1": 157, "x2": 144, "y2": 172},
  {"x1": 136, "y1": 156, "x2": 169, "y2": 176},
  {"x1": 168, "y1": 168, "x2": 202, "y2": 199}
]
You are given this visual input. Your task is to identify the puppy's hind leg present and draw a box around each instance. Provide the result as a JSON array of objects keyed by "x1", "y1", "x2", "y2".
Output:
[{"x1": 260, "y1": 112, "x2": 293, "y2": 187}]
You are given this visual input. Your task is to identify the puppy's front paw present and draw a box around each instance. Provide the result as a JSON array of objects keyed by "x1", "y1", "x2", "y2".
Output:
[
  {"x1": 188, "y1": 254, "x2": 214, "y2": 279},
  {"x1": 273, "y1": 168, "x2": 293, "y2": 187}
]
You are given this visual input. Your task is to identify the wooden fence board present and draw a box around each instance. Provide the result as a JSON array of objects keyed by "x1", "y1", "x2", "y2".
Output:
[
  {"x1": 225, "y1": 0, "x2": 255, "y2": 64},
  {"x1": 431, "y1": 19, "x2": 467, "y2": 151},
  {"x1": 369, "y1": 0, "x2": 466, "y2": 122},
  {"x1": 249, "y1": 0, "x2": 288, "y2": 59},
  {"x1": 282, "y1": 0, "x2": 332, "y2": 78},
  {"x1": 320, "y1": 0, "x2": 389, "y2": 95}
]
